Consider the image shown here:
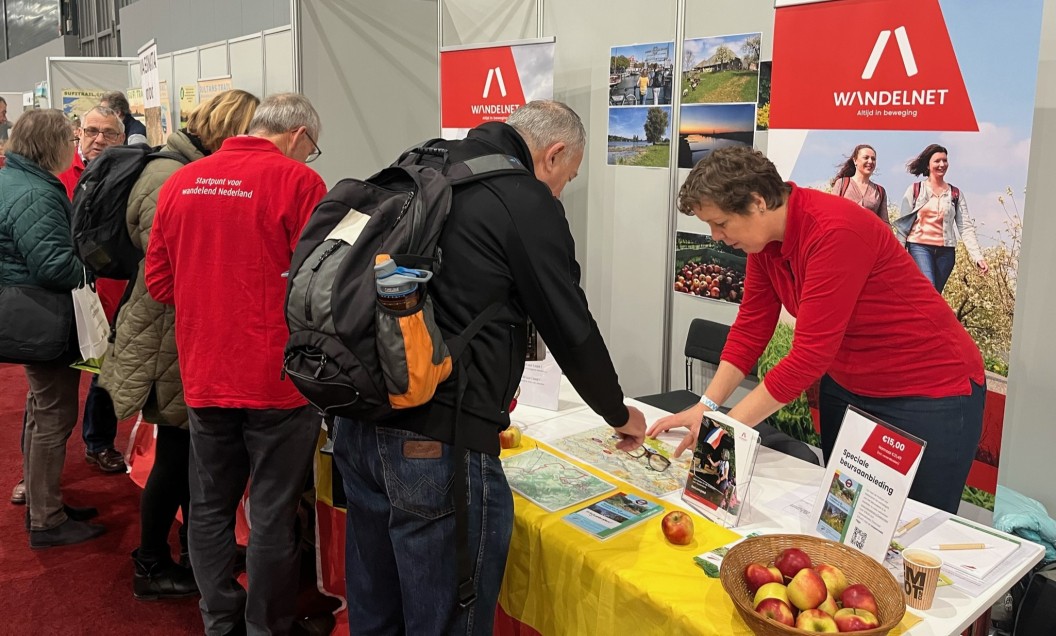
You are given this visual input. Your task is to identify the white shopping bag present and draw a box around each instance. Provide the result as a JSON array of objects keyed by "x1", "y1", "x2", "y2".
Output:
[{"x1": 71, "y1": 275, "x2": 110, "y2": 361}]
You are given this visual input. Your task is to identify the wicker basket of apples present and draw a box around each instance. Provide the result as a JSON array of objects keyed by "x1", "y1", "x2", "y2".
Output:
[{"x1": 719, "y1": 534, "x2": 905, "y2": 635}]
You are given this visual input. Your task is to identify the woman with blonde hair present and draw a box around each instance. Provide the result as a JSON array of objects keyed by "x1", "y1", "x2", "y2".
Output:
[
  {"x1": 0, "y1": 110, "x2": 104, "y2": 547},
  {"x1": 98, "y1": 89, "x2": 260, "y2": 599}
]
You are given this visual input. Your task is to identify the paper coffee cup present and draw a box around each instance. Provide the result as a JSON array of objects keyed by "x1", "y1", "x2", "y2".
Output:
[{"x1": 903, "y1": 548, "x2": 943, "y2": 610}]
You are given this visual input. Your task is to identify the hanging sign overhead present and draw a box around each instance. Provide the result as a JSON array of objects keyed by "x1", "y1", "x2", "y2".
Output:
[
  {"x1": 770, "y1": 0, "x2": 977, "y2": 131},
  {"x1": 138, "y1": 39, "x2": 161, "y2": 109},
  {"x1": 440, "y1": 37, "x2": 555, "y2": 139}
]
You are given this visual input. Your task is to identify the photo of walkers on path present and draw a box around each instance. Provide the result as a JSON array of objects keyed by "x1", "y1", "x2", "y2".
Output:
[{"x1": 609, "y1": 42, "x2": 674, "y2": 107}]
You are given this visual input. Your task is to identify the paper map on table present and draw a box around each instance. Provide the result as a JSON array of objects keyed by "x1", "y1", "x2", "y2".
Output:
[
  {"x1": 550, "y1": 426, "x2": 692, "y2": 497},
  {"x1": 502, "y1": 449, "x2": 615, "y2": 512}
]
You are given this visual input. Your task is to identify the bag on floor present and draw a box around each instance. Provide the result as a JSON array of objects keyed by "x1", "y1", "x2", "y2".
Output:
[
  {"x1": 71, "y1": 274, "x2": 110, "y2": 364},
  {"x1": 283, "y1": 141, "x2": 527, "y2": 419},
  {"x1": 71, "y1": 143, "x2": 189, "y2": 279}
]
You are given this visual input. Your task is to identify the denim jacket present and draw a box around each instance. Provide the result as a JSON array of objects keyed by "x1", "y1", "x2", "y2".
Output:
[{"x1": 893, "y1": 181, "x2": 984, "y2": 263}]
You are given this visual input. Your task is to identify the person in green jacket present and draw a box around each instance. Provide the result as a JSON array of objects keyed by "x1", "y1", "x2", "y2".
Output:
[
  {"x1": 99, "y1": 89, "x2": 260, "y2": 600},
  {"x1": 0, "y1": 109, "x2": 104, "y2": 548}
]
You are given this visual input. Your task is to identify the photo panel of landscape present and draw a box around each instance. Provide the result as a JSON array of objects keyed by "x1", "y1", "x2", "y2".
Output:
[
  {"x1": 677, "y1": 103, "x2": 756, "y2": 169},
  {"x1": 681, "y1": 33, "x2": 762, "y2": 104},
  {"x1": 674, "y1": 231, "x2": 746, "y2": 304},
  {"x1": 607, "y1": 106, "x2": 671, "y2": 168},
  {"x1": 609, "y1": 41, "x2": 674, "y2": 107}
]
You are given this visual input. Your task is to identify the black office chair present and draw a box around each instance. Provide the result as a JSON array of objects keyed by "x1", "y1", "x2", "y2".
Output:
[{"x1": 638, "y1": 319, "x2": 821, "y2": 466}]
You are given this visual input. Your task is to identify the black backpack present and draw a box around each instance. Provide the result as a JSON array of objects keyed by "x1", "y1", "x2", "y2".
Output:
[
  {"x1": 283, "y1": 141, "x2": 528, "y2": 420},
  {"x1": 71, "y1": 143, "x2": 188, "y2": 279}
]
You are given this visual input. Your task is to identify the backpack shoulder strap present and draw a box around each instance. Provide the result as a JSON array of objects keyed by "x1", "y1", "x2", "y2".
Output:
[
  {"x1": 836, "y1": 177, "x2": 850, "y2": 198},
  {"x1": 950, "y1": 185, "x2": 960, "y2": 208},
  {"x1": 913, "y1": 181, "x2": 921, "y2": 202},
  {"x1": 875, "y1": 183, "x2": 886, "y2": 199},
  {"x1": 445, "y1": 154, "x2": 530, "y2": 186}
]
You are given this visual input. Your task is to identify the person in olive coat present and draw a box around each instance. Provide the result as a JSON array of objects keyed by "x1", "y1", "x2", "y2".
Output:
[{"x1": 0, "y1": 109, "x2": 104, "y2": 548}]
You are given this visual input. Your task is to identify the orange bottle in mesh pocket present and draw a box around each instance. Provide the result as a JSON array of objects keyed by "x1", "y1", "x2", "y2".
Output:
[{"x1": 374, "y1": 255, "x2": 452, "y2": 408}]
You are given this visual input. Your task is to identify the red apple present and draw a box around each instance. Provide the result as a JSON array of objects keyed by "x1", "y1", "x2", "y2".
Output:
[
  {"x1": 796, "y1": 609, "x2": 839, "y2": 633},
  {"x1": 817, "y1": 592, "x2": 838, "y2": 617},
  {"x1": 841, "y1": 584, "x2": 879, "y2": 616},
  {"x1": 753, "y1": 582, "x2": 790, "y2": 609},
  {"x1": 755, "y1": 597, "x2": 795, "y2": 626},
  {"x1": 816, "y1": 563, "x2": 849, "y2": 598},
  {"x1": 498, "y1": 426, "x2": 522, "y2": 449},
  {"x1": 660, "y1": 511, "x2": 694, "y2": 545},
  {"x1": 788, "y1": 567, "x2": 829, "y2": 610},
  {"x1": 834, "y1": 607, "x2": 880, "y2": 631},
  {"x1": 744, "y1": 562, "x2": 783, "y2": 593},
  {"x1": 775, "y1": 547, "x2": 813, "y2": 580}
]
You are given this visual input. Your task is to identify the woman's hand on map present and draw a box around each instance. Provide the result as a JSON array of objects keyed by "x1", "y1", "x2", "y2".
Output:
[
  {"x1": 612, "y1": 406, "x2": 646, "y2": 451},
  {"x1": 647, "y1": 402, "x2": 706, "y2": 458}
]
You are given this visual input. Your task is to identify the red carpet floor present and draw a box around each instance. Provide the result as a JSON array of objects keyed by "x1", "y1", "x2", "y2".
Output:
[{"x1": 0, "y1": 364, "x2": 201, "y2": 635}]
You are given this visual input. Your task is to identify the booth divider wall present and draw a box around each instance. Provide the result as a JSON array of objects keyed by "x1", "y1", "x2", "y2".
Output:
[{"x1": 45, "y1": 57, "x2": 138, "y2": 115}]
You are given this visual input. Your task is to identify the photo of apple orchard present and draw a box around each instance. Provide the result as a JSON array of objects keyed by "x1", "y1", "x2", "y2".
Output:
[
  {"x1": 687, "y1": 418, "x2": 739, "y2": 514},
  {"x1": 674, "y1": 231, "x2": 747, "y2": 304}
]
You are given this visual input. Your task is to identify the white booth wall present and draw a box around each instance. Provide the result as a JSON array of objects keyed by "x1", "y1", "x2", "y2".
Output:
[
  {"x1": 0, "y1": 36, "x2": 79, "y2": 99},
  {"x1": 999, "y1": 0, "x2": 1056, "y2": 513},
  {"x1": 46, "y1": 57, "x2": 137, "y2": 110},
  {"x1": 119, "y1": 0, "x2": 290, "y2": 57}
]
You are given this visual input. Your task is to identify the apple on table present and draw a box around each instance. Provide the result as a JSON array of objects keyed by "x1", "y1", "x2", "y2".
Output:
[
  {"x1": 841, "y1": 583, "x2": 879, "y2": 616},
  {"x1": 816, "y1": 563, "x2": 849, "y2": 598},
  {"x1": 788, "y1": 567, "x2": 828, "y2": 611},
  {"x1": 498, "y1": 425, "x2": 522, "y2": 449},
  {"x1": 774, "y1": 547, "x2": 813, "y2": 581},
  {"x1": 755, "y1": 597, "x2": 795, "y2": 626},
  {"x1": 660, "y1": 511, "x2": 694, "y2": 545},
  {"x1": 743, "y1": 562, "x2": 783, "y2": 593},
  {"x1": 817, "y1": 592, "x2": 838, "y2": 617},
  {"x1": 753, "y1": 582, "x2": 789, "y2": 609}
]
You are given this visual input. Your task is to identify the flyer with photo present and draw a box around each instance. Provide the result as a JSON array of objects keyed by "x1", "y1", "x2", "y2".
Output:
[
  {"x1": 681, "y1": 411, "x2": 760, "y2": 527},
  {"x1": 563, "y1": 492, "x2": 663, "y2": 540},
  {"x1": 810, "y1": 407, "x2": 926, "y2": 561}
]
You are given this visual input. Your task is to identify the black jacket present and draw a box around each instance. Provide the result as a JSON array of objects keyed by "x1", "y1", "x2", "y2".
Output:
[{"x1": 388, "y1": 123, "x2": 629, "y2": 455}]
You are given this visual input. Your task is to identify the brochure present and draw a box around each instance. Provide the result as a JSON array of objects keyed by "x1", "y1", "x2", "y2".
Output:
[
  {"x1": 810, "y1": 406, "x2": 926, "y2": 562},
  {"x1": 563, "y1": 492, "x2": 663, "y2": 540},
  {"x1": 681, "y1": 411, "x2": 761, "y2": 528},
  {"x1": 907, "y1": 517, "x2": 1021, "y2": 582},
  {"x1": 693, "y1": 532, "x2": 763, "y2": 577}
]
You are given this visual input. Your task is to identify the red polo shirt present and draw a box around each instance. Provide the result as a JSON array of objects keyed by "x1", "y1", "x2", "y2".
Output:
[
  {"x1": 722, "y1": 183, "x2": 984, "y2": 403},
  {"x1": 59, "y1": 150, "x2": 127, "y2": 323},
  {"x1": 145, "y1": 136, "x2": 327, "y2": 409}
]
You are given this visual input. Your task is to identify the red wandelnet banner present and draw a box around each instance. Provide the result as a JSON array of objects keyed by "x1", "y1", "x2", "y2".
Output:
[
  {"x1": 770, "y1": 0, "x2": 977, "y2": 131},
  {"x1": 440, "y1": 39, "x2": 555, "y2": 136}
]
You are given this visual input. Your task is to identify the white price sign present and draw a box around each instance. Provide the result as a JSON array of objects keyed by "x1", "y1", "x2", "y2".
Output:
[{"x1": 138, "y1": 39, "x2": 161, "y2": 109}]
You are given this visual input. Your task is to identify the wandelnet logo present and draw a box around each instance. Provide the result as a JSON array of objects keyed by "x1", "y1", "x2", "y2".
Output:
[
  {"x1": 769, "y1": 0, "x2": 977, "y2": 131},
  {"x1": 832, "y1": 26, "x2": 950, "y2": 111},
  {"x1": 471, "y1": 66, "x2": 520, "y2": 117}
]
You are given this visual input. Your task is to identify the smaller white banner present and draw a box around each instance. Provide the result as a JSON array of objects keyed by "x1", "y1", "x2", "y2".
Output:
[
  {"x1": 138, "y1": 39, "x2": 161, "y2": 109},
  {"x1": 518, "y1": 356, "x2": 561, "y2": 411}
]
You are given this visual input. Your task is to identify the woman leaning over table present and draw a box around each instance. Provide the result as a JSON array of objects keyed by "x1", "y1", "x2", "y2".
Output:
[
  {"x1": 831, "y1": 144, "x2": 889, "y2": 222},
  {"x1": 0, "y1": 110, "x2": 105, "y2": 547},
  {"x1": 894, "y1": 143, "x2": 988, "y2": 293},
  {"x1": 98, "y1": 89, "x2": 260, "y2": 600},
  {"x1": 647, "y1": 146, "x2": 985, "y2": 514}
]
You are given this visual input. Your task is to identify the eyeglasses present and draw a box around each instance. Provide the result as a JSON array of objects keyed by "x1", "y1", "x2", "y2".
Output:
[
  {"x1": 69, "y1": 137, "x2": 80, "y2": 143},
  {"x1": 626, "y1": 445, "x2": 671, "y2": 472},
  {"x1": 304, "y1": 131, "x2": 322, "y2": 164},
  {"x1": 82, "y1": 127, "x2": 121, "y2": 142}
]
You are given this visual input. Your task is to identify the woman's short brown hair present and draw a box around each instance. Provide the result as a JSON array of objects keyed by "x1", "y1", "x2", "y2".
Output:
[
  {"x1": 186, "y1": 89, "x2": 260, "y2": 152},
  {"x1": 7, "y1": 109, "x2": 73, "y2": 173},
  {"x1": 678, "y1": 146, "x2": 790, "y2": 216}
]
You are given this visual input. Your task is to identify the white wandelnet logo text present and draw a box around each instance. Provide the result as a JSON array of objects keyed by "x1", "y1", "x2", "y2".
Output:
[
  {"x1": 862, "y1": 26, "x2": 918, "y2": 80},
  {"x1": 483, "y1": 67, "x2": 507, "y2": 99}
]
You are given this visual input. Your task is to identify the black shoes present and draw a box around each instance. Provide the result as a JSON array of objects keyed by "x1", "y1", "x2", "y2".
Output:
[
  {"x1": 29, "y1": 518, "x2": 106, "y2": 549},
  {"x1": 132, "y1": 550, "x2": 199, "y2": 601},
  {"x1": 85, "y1": 447, "x2": 127, "y2": 473},
  {"x1": 24, "y1": 504, "x2": 100, "y2": 531}
]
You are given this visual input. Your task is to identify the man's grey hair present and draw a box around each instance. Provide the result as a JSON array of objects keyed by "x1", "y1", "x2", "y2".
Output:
[
  {"x1": 84, "y1": 106, "x2": 125, "y2": 134},
  {"x1": 506, "y1": 100, "x2": 586, "y2": 157},
  {"x1": 248, "y1": 93, "x2": 321, "y2": 139}
]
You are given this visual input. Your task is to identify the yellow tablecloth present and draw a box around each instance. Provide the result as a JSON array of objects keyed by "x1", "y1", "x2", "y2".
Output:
[{"x1": 498, "y1": 437, "x2": 923, "y2": 635}]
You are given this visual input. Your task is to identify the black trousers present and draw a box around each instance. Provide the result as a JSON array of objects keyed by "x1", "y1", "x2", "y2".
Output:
[
  {"x1": 187, "y1": 405, "x2": 320, "y2": 636},
  {"x1": 138, "y1": 425, "x2": 190, "y2": 562}
]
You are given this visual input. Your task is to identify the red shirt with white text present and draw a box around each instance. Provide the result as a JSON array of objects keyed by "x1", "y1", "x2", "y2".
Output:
[{"x1": 145, "y1": 136, "x2": 327, "y2": 409}]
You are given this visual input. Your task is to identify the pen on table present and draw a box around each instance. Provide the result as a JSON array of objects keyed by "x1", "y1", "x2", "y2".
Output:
[
  {"x1": 930, "y1": 543, "x2": 992, "y2": 550},
  {"x1": 895, "y1": 517, "x2": 920, "y2": 536}
]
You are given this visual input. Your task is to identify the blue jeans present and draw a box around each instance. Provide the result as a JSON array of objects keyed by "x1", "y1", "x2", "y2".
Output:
[
  {"x1": 907, "y1": 242, "x2": 956, "y2": 293},
  {"x1": 819, "y1": 375, "x2": 985, "y2": 514},
  {"x1": 332, "y1": 418, "x2": 513, "y2": 636},
  {"x1": 82, "y1": 374, "x2": 118, "y2": 453}
]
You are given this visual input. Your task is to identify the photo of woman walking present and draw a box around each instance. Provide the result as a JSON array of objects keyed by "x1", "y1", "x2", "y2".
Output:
[
  {"x1": 831, "y1": 144, "x2": 888, "y2": 222},
  {"x1": 894, "y1": 144, "x2": 989, "y2": 292}
]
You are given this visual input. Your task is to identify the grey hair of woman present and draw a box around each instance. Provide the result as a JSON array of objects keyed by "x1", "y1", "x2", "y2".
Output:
[
  {"x1": 6, "y1": 109, "x2": 73, "y2": 174},
  {"x1": 248, "y1": 93, "x2": 321, "y2": 140},
  {"x1": 506, "y1": 100, "x2": 586, "y2": 158}
]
